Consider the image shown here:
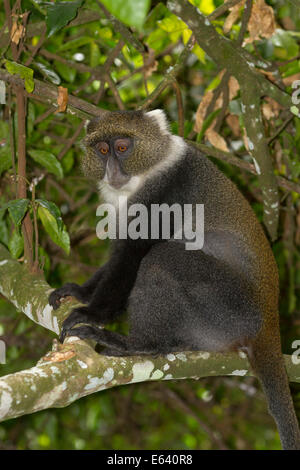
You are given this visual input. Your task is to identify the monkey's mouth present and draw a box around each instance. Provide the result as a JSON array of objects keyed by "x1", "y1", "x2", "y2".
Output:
[{"x1": 103, "y1": 172, "x2": 131, "y2": 190}]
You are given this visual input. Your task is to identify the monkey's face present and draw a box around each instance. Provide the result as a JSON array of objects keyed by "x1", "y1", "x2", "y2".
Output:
[{"x1": 82, "y1": 110, "x2": 172, "y2": 189}]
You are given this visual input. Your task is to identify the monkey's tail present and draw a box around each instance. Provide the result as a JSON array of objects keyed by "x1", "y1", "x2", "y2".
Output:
[{"x1": 247, "y1": 329, "x2": 300, "y2": 450}]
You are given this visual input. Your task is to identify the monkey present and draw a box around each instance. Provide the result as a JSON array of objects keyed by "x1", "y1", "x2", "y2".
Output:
[{"x1": 49, "y1": 109, "x2": 300, "y2": 450}]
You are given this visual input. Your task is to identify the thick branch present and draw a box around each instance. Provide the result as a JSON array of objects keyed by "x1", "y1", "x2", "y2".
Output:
[
  {"x1": 0, "y1": 244, "x2": 299, "y2": 423},
  {"x1": 189, "y1": 141, "x2": 300, "y2": 195},
  {"x1": 0, "y1": 244, "x2": 77, "y2": 334},
  {"x1": 0, "y1": 335, "x2": 296, "y2": 423},
  {"x1": 167, "y1": 0, "x2": 285, "y2": 239},
  {"x1": 0, "y1": 69, "x2": 107, "y2": 119}
]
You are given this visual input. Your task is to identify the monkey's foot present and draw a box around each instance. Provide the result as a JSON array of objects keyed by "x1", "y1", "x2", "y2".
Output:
[
  {"x1": 49, "y1": 283, "x2": 90, "y2": 310},
  {"x1": 64, "y1": 325, "x2": 129, "y2": 353},
  {"x1": 59, "y1": 306, "x2": 99, "y2": 343},
  {"x1": 64, "y1": 325, "x2": 104, "y2": 343}
]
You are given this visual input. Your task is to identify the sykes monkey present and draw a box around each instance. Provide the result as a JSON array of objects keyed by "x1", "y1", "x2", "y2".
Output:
[{"x1": 49, "y1": 109, "x2": 300, "y2": 450}]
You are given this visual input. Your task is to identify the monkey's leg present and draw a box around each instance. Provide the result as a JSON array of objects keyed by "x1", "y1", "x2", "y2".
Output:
[
  {"x1": 49, "y1": 268, "x2": 105, "y2": 309},
  {"x1": 127, "y1": 242, "x2": 263, "y2": 353},
  {"x1": 62, "y1": 325, "x2": 159, "y2": 356},
  {"x1": 248, "y1": 331, "x2": 300, "y2": 450}
]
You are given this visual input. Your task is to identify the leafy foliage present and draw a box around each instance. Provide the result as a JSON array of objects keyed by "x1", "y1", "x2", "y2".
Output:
[
  {"x1": 44, "y1": 0, "x2": 84, "y2": 37},
  {"x1": 5, "y1": 60, "x2": 34, "y2": 92},
  {"x1": 101, "y1": 0, "x2": 151, "y2": 30}
]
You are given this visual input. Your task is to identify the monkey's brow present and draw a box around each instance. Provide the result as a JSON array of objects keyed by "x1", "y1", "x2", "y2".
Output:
[
  {"x1": 85, "y1": 133, "x2": 132, "y2": 145},
  {"x1": 84, "y1": 135, "x2": 110, "y2": 146}
]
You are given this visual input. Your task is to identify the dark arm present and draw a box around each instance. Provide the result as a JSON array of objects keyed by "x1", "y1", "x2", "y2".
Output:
[
  {"x1": 48, "y1": 266, "x2": 105, "y2": 309},
  {"x1": 58, "y1": 238, "x2": 151, "y2": 341},
  {"x1": 88, "y1": 238, "x2": 150, "y2": 323}
]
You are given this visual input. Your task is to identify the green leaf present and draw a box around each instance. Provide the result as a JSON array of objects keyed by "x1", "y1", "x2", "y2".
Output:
[
  {"x1": 61, "y1": 149, "x2": 74, "y2": 173},
  {"x1": 90, "y1": 42, "x2": 101, "y2": 68},
  {"x1": 44, "y1": 0, "x2": 84, "y2": 37},
  {"x1": 36, "y1": 199, "x2": 63, "y2": 230},
  {"x1": 0, "y1": 121, "x2": 12, "y2": 175},
  {"x1": 182, "y1": 29, "x2": 205, "y2": 63},
  {"x1": 0, "y1": 146, "x2": 12, "y2": 175},
  {"x1": 190, "y1": 0, "x2": 215, "y2": 15},
  {"x1": 0, "y1": 215, "x2": 9, "y2": 246},
  {"x1": 272, "y1": 29, "x2": 299, "y2": 59},
  {"x1": 5, "y1": 61, "x2": 34, "y2": 93},
  {"x1": 101, "y1": 0, "x2": 150, "y2": 30},
  {"x1": 38, "y1": 245, "x2": 51, "y2": 276},
  {"x1": 8, "y1": 230, "x2": 24, "y2": 259},
  {"x1": 38, "y1": 206, "x2": 70, "y2": 254},
  {"x1": 54, "y1": 61, "x2": 76, "y2": 83},
  {"x1": 28, "y1": 149, "x2": 64, "y2": 179},
  {"x1": 35, "y1": 62, "x2": 61, "y2": 85},
  {"x1": 59, "y1": 36, "x2": 93, "y2": 51},
  {"x1": 196, "y1": 109, "x2": 221, "y2": 142},
  {"x1": 159, "y1": 14, "x2": 186, "y2": 41},
  {"x1": 0, "y1": 80, "x2": 5, "y2": 104},
  {"x1": 1, "y1": 199, "x2": 30, "y2": 226},
  {"x1": 146, "y1": 28, "x2": 169, "y2": 51},
  {"x1": 27, "y1": 102, "x2": 35, "y2": 138},
  {"x1": 290, "y1": 105, "x2": 300, "y2": 117}
]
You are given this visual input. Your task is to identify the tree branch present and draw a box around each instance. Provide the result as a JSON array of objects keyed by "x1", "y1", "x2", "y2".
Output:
[
  {"x1": 167, "y1": 0, "x2": 285, "y2": 240},
  {"x1": 188, "y1": 141, "x2": 300, "y2": 195},
  {"x1": 0, "y1": 69, "x2": 107, "y2": 119},
  {"x1": 0, "y1": 244, "x2": 299, "y2": 423}
]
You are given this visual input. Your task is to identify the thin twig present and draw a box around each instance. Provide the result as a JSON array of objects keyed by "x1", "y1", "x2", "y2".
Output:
[
  {"x1": 7, "y1": 88, "x2": 17, "y2": 197},
  {"x1": 0, "y1": 69, "x2": 107, "y2": 119},
  {"x1": 31, "y1": 183, "x2": 41, "y2": 274},
  {"x1": 34, "y1": 106, "x2": 57, "y2": 125},
  {"x1": 25, "y1": 26, "x2": 46, "y2": 67},
  {"x1": 57, "y1": 121, "x2": 85, "y2": 160},
  {"x1": 268, "y1": 115, "x2": 294, "y2": 145},
  {"x1": 105, "y1": 74, "x2": 125, "y2": 110},
  {"x1": 139, "y1": 36, "x2": 195, "y2": 110},
  {"x1": 172, "y1": 79, "x2": 184, "y2": 137},
  {"x1": 189, "y1": 140, "x2": 300, "y2": 195},
  {"x1": 4, "y1": 0, "x2": 34, "y2": 268},
  {"x1": 208, "y1": 0, "x2": 244, "y2": 21},
  {"x1": 236, "y1": 0, "x2": 253, "y2": 46},
  {"x1": 164, "y1": 388, "x2": 228, "y2": 449}
]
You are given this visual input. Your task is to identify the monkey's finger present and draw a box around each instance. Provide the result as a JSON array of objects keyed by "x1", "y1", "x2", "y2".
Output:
[
  {"x1": 64, "y1": 325, "x2": 102, "y2": 342},
  {"x1": 59, "y1": 328, "x2": 67, "y2": 344},
  {"x1": 49, "y1": 283, "x2": 83, "y2": 310},
  {"x1": 59, "y1": 306, "x2": 96, "y2": 343},
  {"x1": 49, "y1": 290, "x2": 63, "y2": 310}
]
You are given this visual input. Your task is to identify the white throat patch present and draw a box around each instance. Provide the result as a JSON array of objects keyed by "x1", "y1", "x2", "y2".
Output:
[{"x1": 98, "y1": 176, "x2": 142, "y2": 208}]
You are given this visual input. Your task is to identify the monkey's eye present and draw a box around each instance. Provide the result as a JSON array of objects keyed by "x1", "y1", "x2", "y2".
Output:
[
  {"x1": 114, "y1": 138, "x2": 132, "y2": 156},
  {"x1": 97, "y1": 142, "x2": 109, "y2": 155}
]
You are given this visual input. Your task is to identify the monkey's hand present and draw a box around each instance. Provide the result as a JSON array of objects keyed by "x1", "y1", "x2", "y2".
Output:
[
  {"x1": 49, "y1": 283, "x2": 90, "y2": 310},
  {"x1": 59, "y1": 306, "x2": 100, "y2": 343},
  {"x1": 59, "y1": 305, "x2": 118, "y2": 343}
]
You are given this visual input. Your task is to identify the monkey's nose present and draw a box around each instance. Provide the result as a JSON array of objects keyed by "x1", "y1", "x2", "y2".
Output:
[{"x1": 104, "y1": 157, "x2": 130, "y2": 189}]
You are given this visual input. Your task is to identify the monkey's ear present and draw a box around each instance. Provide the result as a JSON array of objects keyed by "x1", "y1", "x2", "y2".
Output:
[
  {"x1": 85, "y1": 117, "x2": 102, "y2": 134},
  {"x1": 146, "y1": 109, "x2": 170, "y2": 134}
]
